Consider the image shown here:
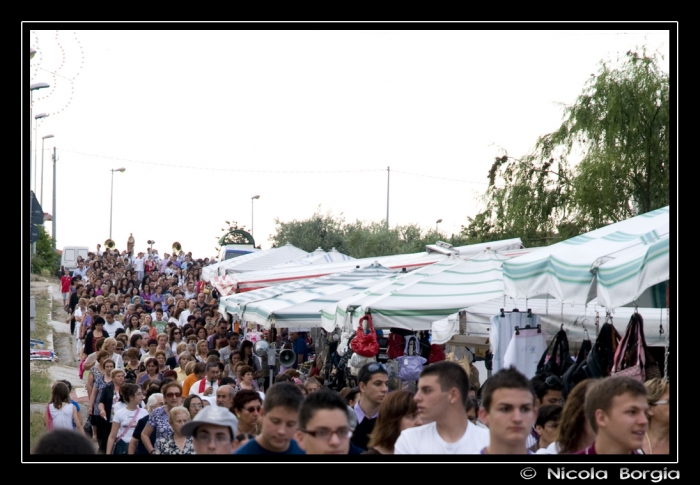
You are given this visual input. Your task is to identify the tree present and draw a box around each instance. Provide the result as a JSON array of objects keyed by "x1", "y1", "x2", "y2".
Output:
[
  {"x1": 462, "y1": 48, "x2": 670, "y2": 246},
  {"x1": 271, "y1": 209, "x2": 473, "y2": 258},
  {"x1": 215, "y1": 221, "x2": 256, "y2": 252},
  {"x1": 32, "y1": 226, "x2": 60, "y2": 275}
]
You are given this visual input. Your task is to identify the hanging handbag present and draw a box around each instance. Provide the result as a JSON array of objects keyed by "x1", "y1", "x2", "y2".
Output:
[
  {"x1": 612, "y1": 313, "x2": 657, "y2": 382},
  {"x1": 112, "y1": 408, "x2": 141, "y2": 454},
  {"x1": 350, "y1": 314, "x2": 379, "y2": 358},
  {"x1": 428, "y1": 343, "x2": 446, "y2": 363},
  {"x1": 536, "y1": 328, "x2": 573, "y2": 380},
  {"x1": 561, "y1": 338, "x2": 592, "y2": 398},
  {"x1": 397, "y1": 336, "x2": 427, "y2": 381},
  {"x1": 386, "y1": 332, "x2": 405, "y2": 359}
]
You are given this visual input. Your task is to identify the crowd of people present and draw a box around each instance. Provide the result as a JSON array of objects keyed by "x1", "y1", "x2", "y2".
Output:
[{"x1": 35, "y1": 243, "x2": 671, "y2": 457}]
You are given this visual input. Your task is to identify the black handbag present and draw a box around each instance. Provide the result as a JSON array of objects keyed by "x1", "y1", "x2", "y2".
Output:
[
  {"x1": 561, "y1": 339, "x2": 592, "y2": 398},
  {"x1": 581, "y1": 322, "x2": 621, "y2": 379},
  {"x1": 536, "y1": 329, "x2": 573, "y2": 380}
]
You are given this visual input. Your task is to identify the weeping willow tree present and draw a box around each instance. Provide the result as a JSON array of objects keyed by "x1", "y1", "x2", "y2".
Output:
[{"x1": 463, "y1": 48, "x2": 670, "y2": 246}]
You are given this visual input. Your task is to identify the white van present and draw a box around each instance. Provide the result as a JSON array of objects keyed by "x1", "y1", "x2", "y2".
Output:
[{"x1": 61, "y1": 246, "x2": 89, "y2": 271}]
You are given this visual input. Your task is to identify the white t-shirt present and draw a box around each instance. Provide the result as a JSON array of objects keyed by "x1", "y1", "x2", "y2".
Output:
[
  {"x1": 133, "y1": 257, "x2": 145, "y2": 272},
  {"x1": 535, "y1": 440, "x2": 561, "y2": 454},
  {"x1": 112, "y1": 407, "x2": 149, "y2": 442},
  {"x1": 394, "y1": 421, "x2": 490, "y2": 454},
  {"x1": 104, "y1": 321, "x2": 124, "y2": 336},
  {"x1": 48, "y1": 403, "x2": 75, "y2": 430}
]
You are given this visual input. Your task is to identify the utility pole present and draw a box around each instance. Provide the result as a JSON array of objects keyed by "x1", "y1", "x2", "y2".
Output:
[
  {"x1": 386, "y1": 166, "x2": 390, "y2": 229},
  {"x1": 52, "y1": 147, "x2": 57, "y2": 250}
]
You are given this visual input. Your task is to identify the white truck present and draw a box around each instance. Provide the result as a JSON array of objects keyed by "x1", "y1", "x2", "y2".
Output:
[{"x1": 60, "y1": 246, "x2": 89, "y2": 271}]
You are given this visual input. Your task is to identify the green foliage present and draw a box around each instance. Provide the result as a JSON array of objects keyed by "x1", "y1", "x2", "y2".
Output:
[
  {"x1": 31, "y1": 226, "x2": 60, "y2": 275},
  {"x1": 215, "y1": 221, "x2": 256, "y2": 251},
  {"x1": 270, "y1": 209, "x2": 473, "y2": 258},
  {"x1": 29, "y1": 411, "x2": 47, "y2": 452},
  {"x1": 30, "y1": 366, "x2": 53, "y2": 403},
  {"x1": 462, "y1": 48, "x2": 669, "y2": 245}
]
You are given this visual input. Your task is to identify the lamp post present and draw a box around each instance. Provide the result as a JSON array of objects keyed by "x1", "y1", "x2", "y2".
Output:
[
  {"x1": 436, "y1": 218, "x2": 442, "y2": 232},
  {"x1": 109, "y1": 168, "x2": 126, "y2": 240},
  {"x1": 52, "y1": 147, "x2": 57, "y2": 249},
  {"x1": 251, "y1": 195, "x2": 260, "y2": 239},
  {"x1": 33, "y1": 113, "x2": 49, "y2": 192},
  {"x1": 29, "y1": 82, "x2": 49, "y2": 272},
  {"x1": 40, "y1": 134, "x2": 54, "y2": 205},
  {"x1": 29, "y1": 83, "x2": 49, "y2": 195}
]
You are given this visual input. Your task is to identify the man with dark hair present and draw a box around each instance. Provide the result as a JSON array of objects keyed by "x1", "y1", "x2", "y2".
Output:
[
  {"x1": 32, "y1": 429, "x2": 95, "y2": 455},
  {"x1": 234, "y1": 383, "x2": 305, "y2": 455},
  {"x1": 478, "y1": 366, "x2": 537, "y2": 454},
  {"x1": 208, "y1": 321, "x2": 229, "y2": 350},
  {"x1": 188, "y1": 361, "x2": 222, "y2": 406},
  {"x1": 576, "y1": 376, "x2": 648, "y2": 455},
  {"x1": 351, "y1": 362, "x2": 388, "y2": 450},
  {"x1": 296, "y1": 389, "x2": 354, "y2": 455},
  {"x1": 530, "y1": 404, "x2": 562, "y2": 452},
  {"x1": 219, "y1": 331, "x2": 240, "y2": 363},
  {"x1": 395, "y1": 361, "x2": 489, "y2": 454}
]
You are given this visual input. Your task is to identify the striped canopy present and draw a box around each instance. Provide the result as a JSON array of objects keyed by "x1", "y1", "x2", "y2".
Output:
[
  {"x1": 202, "y1": 243, "x2": 309, "y2": 282},
  {"x1": 237, "y1": 272, "x2": 398, "y2": 329},
  {"x1": 321, "y1": 250, "x2": 528, "y2": 332},
  {"x1": 269, "y1": 247, "x2": 354, "y2": 269},
  {"x1": 503, "y1": 206, "x2": 669, "y2": 308}
]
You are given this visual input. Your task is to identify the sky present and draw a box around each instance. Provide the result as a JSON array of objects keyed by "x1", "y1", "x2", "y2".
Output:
[{"x1": 26, "y1": 26, "x2": 672, "y2": 260}]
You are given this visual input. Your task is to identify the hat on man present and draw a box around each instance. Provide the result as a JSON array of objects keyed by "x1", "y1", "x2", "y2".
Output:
[{"x1": 181, "y1": 404, "x2": 238, "y2": 439}]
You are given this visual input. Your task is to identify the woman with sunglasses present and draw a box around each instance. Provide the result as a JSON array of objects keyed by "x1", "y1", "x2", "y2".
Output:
[
  {"x1": 232, "y1": 389, "x2": 262, "y2": 436},
  {"x1": 140, "y1": 381, "x2": 183, "y2": 455},
  {"x1": 642, "y1": 378, "x2": 670, "y2": 455},
  {"x1": 169, "y1": 327, "x2": 184, "y2": 355},
  {"x1": 363, "y1": 390, "x2": 422, "y2": 455},
  {"x1": 153, "y1": 406, "x2": 194, "y2": 455}
]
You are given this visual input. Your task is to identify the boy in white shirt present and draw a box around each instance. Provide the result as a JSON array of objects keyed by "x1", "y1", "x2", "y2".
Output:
[{"x1": 395, "y1": 361, "x2": 489, "y2": 454}]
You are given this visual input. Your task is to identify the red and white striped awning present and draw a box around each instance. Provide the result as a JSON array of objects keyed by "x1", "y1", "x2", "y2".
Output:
[{"x1": 211, "y1": 275, "x2": 239, "y2": 297}]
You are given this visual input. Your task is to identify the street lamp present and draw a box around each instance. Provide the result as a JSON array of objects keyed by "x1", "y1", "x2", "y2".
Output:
[
  {"x1": 251, "y1": 195, "x2": 260, "y2": 239},
  {"x1": 33, "y1": 113, "x2": 49, "y2": 193},
  {"x1": 29, "y1": 82, "x2": 49, "y2": 272},
  {"x1": 40, "y1": 134, "x2": 54, "y2": 205},
  {"x1": 29, "y1": 83, "x2": 49, "y2": 195},
  {"x1": 436, "y1": 218, "x2": 442, "y2": 232},
  {"x1": 109, "y1": 168, "x2": 126, "y2": 240}
]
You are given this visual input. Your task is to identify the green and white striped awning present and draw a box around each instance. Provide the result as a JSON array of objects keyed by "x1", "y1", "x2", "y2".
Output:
[{"x1": 503, "y1": 206, "x2": 669, "y2": 308}]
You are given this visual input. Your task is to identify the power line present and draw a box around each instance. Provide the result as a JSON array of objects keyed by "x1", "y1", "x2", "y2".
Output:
[{"x1": 59, "y1": 149, "x2": 490, "y2": 184}]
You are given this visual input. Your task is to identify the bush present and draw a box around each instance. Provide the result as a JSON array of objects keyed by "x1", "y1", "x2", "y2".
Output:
[{"x1": 32, "y1": 226, "x2": 60, "y2": 275}]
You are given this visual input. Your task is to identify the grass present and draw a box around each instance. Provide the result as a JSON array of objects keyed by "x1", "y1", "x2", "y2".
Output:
[
  {"x1": 29, "y1": 411, "x2": 47, "y2": 452},
  {"x1": 30, "y1": 365, "x2": 53, "y2": 403},
  {"x1": 30, "y1": 288, "x2": 52, "y2": 342}
]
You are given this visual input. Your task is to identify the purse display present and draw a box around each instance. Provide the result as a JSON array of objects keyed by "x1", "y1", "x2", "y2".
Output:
[
  {"x1": 397, "y1": 336, "x2": 427, "y2": 382},
  {"x1": 350, "y1": 314, "x2": 379, "y2": 358}
]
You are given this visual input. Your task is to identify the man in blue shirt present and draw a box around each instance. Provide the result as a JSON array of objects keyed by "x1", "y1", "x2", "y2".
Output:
[
  {"x1": 290, "y1": 331, "x2": 309, "y2": 369},
  {"x1": 234, "y1": 383, "x2": 305, "y2": 455}
]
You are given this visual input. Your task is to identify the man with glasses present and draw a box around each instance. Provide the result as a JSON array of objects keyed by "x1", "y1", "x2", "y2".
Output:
[
  {"x1": 351, "y1": 362, "x2": 388, "y2": 451},
  {"x1": 181, "y1": 405, "x2": 238, "y2": 455},
  {"x1": 189, "y1": 362, "x2": 222, "y2": 406},
  {"x1": 395, "y1": 361, "x2": 490, "y2": 454},
  {"x1": 296, "y1": 389, "x2": 353, "y2": 454}
]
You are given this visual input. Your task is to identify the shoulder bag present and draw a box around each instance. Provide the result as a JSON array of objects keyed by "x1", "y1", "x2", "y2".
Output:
[
  {"x1": 536, "y1": 329, "x2": 573, "y2": 380},
  {"x1": 397, "y1": 336, "x2": 427, "y2": 382},
  {"x1": 350, "y1": 314, "x2": 379, "y2": 358}
]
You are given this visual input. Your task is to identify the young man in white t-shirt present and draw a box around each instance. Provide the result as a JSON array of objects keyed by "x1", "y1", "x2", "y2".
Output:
[
  {"x1": 394, "y1": 361, "x2": 490, "y2": 454},
  {"x1": 478, "y1": 366, "x2": 538, "y2": 455}
]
